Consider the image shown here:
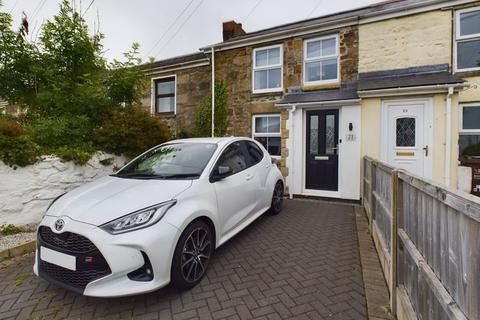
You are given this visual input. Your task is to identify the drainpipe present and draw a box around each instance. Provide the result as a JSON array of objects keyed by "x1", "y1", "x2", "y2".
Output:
[
  {"x1": 211, "y1": 47, "x2": 215, "y2": 137},
  {"x1": 288, "y1": 105, "x2": 296, "y2": 199},
  {"x1": 444, "y1": 86, "x2": 454, "y2": 187}
]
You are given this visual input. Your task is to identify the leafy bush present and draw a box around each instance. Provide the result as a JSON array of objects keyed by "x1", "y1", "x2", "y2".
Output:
[
  {"x1": 194, "y1": 81, "x2": 229, "y2": 137},
  {"x1": 0, "y1": 117, "x2": 40, "y2": 167},
  {"x1": 95, "y1": 107, "x2": 171, "y2": 158},
  {"x1": 0, "y1": 224, "x2": 24, "y2": 235}
]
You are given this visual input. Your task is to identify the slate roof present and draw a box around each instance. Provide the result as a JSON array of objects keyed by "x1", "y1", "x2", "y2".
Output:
[
  {"x1": 146, "y1": 52, "x2": 208, "y2": 70},
  {"x1": 277, "y1": 82, "x2": 359, "y2": 105},
  {"x1": 220, "y1": 0, "x2": 432, "y2": 45},
  {"x1": 358, "y1": 64, "x2": 464, "y2": 91}
]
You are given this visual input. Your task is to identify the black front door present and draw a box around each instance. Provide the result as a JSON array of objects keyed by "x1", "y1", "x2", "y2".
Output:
[{"x1": 305, "y1": 109, "x2": 339, "y2": 191}]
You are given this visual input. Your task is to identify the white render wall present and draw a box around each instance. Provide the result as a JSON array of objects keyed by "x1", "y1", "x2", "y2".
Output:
[{"x1": 0, "y1": 153, "x2": 126, "y2": 226}]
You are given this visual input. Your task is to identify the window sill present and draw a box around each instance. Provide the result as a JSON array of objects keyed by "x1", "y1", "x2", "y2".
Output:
[
  {"x1": 454, "y1": 69, "x2": 480, "y2": 78},
  {"x1": 154, "y1": 112, "x2": 176, "y2": 118},
  {"x1": 302, "y1": 82, "x2": 340, "y2": 91},
  {"x1": 251, "y1": 90, "x2": 284, "y2": 98}
]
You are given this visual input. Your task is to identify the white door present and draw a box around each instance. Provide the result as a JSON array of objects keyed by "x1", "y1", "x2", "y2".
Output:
[{"x1": 385, "y1": 102, "x2": 428, "y2": 177}]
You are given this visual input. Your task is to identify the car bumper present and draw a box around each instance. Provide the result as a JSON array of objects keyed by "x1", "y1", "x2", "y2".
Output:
[{"x1": 34, "y1": 215, "x2": 180, "y2": 297}]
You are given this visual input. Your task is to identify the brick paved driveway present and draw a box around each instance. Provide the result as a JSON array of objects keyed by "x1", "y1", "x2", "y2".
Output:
[{"x1": 0, "y1": 199, "x2": 368, "y2": 320}]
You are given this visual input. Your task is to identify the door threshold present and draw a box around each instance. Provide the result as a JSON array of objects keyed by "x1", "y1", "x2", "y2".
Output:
[{"x1": 289, "y1": 194, "x2": 361, "y2": 205}]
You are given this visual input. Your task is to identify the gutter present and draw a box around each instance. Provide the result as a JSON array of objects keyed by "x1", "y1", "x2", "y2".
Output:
[
  {"x1": 357, "y1": 83, "x2": 468, "y2": 98},
  {"x1": 445, "y1": 86, "x2": 454, "y2": 187}
]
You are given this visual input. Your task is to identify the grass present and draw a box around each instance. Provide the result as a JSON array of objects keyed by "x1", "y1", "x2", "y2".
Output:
[{"x1": 0, "y1": 224, "x2": 24, "y2": 236}]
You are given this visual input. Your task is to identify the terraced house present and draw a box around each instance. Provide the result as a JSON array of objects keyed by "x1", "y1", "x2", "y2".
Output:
[{"x1": 145, "y1": 0, "x2": 480, "y2": 200}]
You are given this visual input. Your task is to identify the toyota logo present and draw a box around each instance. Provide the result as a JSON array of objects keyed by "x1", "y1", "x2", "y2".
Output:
[{"x1": 54, "y1": 219, "x2": 65, "y2": 232}]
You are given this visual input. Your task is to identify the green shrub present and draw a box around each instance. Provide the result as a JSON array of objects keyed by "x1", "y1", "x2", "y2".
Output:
[
  {"x1": 0, "y1": 224, "x2": 24, "y2": 235},
  {"x1": 194, "y1": 81, "x2": 229, "y2": 137},
  {"x1": 0, "y1": 118, "x2": 40, "y2": 167},
  {"x1": 95, "y1": 107, "x2": 170, "y2": 158}
]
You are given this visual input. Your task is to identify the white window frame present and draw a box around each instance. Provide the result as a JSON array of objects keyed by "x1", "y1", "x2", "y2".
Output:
[
  {"x1": 150, "y1": 74, "x2": 177, "y2": 114},
  {"x1": 455, "y1": 7, "x2": 480, "y2": 72},
  {"x1": 252, "y1": 44, "x2": 283, "y2": 94},
  {"x1": 252, "y1": 114, "x2": 281, "y2": 157},
  {"x1": 459, "y1": 103, "x2": 480, "y2": 134},
  {"x1": 303, "y1": 34, "x2": 340, "y2": 86}
]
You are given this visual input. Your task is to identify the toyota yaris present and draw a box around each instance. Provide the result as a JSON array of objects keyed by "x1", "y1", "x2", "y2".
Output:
[{"x1": 34, "y1": 137, "x2": 284, "y2": 297}]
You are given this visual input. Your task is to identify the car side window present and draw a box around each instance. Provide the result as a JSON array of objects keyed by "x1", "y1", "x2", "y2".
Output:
[
  {"x1": 216, "y1": 142, "x2": 247, "y2": 176},
  {"x1": 244, "y1": 141, "x2": 264, "y2": 167}
]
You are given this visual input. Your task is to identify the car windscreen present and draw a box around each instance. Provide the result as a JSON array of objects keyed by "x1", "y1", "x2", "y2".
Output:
[{"x1": 114, "y1": 143, "x2": 218, "y2": 179}]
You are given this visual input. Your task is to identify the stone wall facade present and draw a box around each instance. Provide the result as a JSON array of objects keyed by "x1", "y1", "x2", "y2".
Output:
[
  {"x1": 214, "y1": 26, "x2": 359, "y2": 177},
  {"x1": 0, "y1": 153, "x2": 126, "y2": 226},
  {"x1": 140, "y1": 65, "x2": 212, "y2": 135}
]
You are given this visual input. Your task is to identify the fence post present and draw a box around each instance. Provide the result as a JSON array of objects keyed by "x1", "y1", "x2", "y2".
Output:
[
  {"x1": 370, "y1": 161, "x2": 376, "y2": 221},
  {"x1": 390, "y1": 170, "x2": 399, "y2": 316}
]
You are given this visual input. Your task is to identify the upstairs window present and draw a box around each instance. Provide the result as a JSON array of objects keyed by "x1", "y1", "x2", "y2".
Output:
[
  {"x1": 252, "y1": 114, "x2": 281, "y2": 156},
  {"x1": 459, "y1": 104, "x2": 480, "y2": 158},
  {"x1": 252, "y1": 45, "x2": 283, "y2": 93},
  {"x1": 304, "y1": 35, "x2": 339, "y2": 85},
  {"x1": 456, "y1": 7, "x2": 480, "y2": 72},
  {"x1": 154, "y1": 77, "x2": 176, "y2": 114}
]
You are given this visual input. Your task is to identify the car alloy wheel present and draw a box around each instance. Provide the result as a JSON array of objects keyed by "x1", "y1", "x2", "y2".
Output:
[
  {"x1": 171, "y1": 220, "x2": 213, "y2": 289},
  {"x1": 181, "y1": 227, "x2": 212, "y2": 283},
  {"x1": 270, "y1": 181, "x2": 284, "y2": 214}
]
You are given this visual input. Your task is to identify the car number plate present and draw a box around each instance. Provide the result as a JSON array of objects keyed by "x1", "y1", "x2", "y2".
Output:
[{"x1": 40, "y1": 246, "x2": 76, "y2": 271}]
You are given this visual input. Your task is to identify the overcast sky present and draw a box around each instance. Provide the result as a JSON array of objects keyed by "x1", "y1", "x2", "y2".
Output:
[{"x1": 2, "y1": 0, "x2": 378, "y2": 62}]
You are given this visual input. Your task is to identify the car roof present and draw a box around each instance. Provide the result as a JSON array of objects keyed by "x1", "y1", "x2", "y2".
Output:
[{"x1": 168, "y1": 137, "x2": 253, "y2": 147}]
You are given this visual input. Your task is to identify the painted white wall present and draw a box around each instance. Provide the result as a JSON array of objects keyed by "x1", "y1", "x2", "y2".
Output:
[
  {"x1": 287, "y1": 104, "x2": 361, "y2": 200},
  {"x1": 339, "y1": 105, "x2": 361, "y2": 200},
  {"x1": 0, "y1": 153, "x2": 126, "y2": 226}
]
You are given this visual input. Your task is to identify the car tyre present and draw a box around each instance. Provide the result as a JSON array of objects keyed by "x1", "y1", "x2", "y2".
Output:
[
  {"x1": 171, "y1": 220, "x2": 213, "y2": 290},
  {"x1": 269, "y1": 181, "x2": 284, "y2": 215}
]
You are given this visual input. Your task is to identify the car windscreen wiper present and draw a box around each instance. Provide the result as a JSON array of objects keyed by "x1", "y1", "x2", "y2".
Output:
[
  {"x1": 110, "y1": 172, "x2": 160, "y2": 179},
  {"x1": 157, "y1": 173, "x2": 201, "y2": 179},
  {"x1": 111, "y1": 172, "x2": 200, "y2": 179}
]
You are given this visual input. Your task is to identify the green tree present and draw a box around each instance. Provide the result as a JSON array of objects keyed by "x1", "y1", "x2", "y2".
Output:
[
  {"x1": 0, "y1": 1, "x2": 169, "y2": 166},
  {"x1": 194, "y1": 81, "x2": 229, "y2": 137}
]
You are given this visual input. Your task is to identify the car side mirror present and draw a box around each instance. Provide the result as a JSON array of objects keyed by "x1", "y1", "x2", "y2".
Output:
[{"x1": 210, "y1": 165, "x2": 232, "y2": 182}]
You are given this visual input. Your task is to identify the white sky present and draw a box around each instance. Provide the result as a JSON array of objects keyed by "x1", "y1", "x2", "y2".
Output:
[{"x1": 2, "y1": 0, "x2": 378, "y2": 62}]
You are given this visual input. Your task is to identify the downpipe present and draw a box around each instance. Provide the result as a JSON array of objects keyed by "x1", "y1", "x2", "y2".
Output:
[{"x1": 444, "y1": 86, "x2": 454, "y2": 187}]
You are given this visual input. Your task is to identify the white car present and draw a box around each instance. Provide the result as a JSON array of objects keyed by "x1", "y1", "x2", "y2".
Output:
[{"x1": 34, "y1": 137, "x2": 284, "y2": 297}]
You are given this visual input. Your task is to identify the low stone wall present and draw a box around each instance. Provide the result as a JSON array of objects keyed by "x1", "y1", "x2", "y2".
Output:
[{"x1": 0, "y1": 153, "x2": 126, "y2": 226}]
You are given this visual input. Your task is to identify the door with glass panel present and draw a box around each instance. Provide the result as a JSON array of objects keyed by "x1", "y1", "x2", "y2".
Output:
[
  {"x1": 386, "y1": 103, "x2": 425, "y2": 176},
  {"x1": 305, "y1": 110, "x2": 339, "y2": 191}
]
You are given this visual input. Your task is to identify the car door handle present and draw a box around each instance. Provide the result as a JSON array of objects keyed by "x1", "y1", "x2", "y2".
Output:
[{"x1": 245, "y1": 174, "x2": 254, "y2": 181}]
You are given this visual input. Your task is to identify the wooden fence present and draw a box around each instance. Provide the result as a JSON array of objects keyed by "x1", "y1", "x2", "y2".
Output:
[{"x1": 363, "y1": 156, "x2": 480, "y2": 320}]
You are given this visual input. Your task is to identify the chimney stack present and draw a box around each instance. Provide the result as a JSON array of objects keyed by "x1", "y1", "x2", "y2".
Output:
[{"x1": 222, "y1": 21, "x2": 246, "y2": 41}]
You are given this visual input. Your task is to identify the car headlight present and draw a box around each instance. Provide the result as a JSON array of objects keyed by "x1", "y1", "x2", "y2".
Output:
[{"x1": 100, "y1": 200, "x2": 177, "y2": 234}]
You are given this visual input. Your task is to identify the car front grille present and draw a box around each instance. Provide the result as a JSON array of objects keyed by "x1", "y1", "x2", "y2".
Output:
[
  {"x1": 38, "y1": 226, "x2": 97, "y2": 253},
  {"x1": 38, "y1": 227, "x2": 111, "y2": 292}
]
